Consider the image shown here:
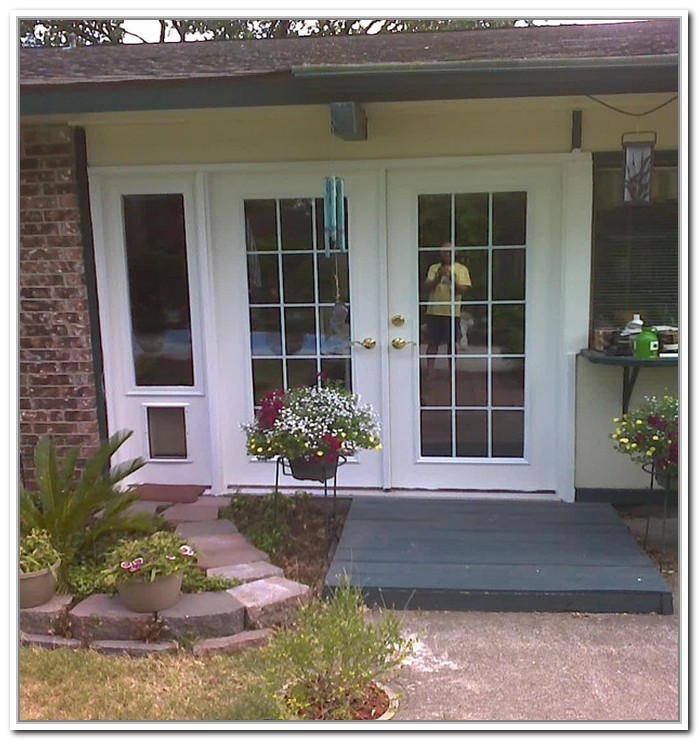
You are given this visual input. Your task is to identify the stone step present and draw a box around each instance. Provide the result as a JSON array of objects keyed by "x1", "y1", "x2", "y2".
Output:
[
  {"x1": 20, "y1": 594, "x2": 73, "y2": 636},
  {"x1": 195, "y1": 544, "x2": 270, "y2": 571},
  {"x1": 176, "y1": 519, "x2": 238, "y2": 537},
  {"x1": 20, "y1": 632, "x2": 81, "y2": 650},
  {"x1": 192, "y1": 629, "x2": 273, "y2": 656},
  {"x1": 187, "y1": 533, "x2": 251, "y2": 551},
  {"x1": 159, "y1": 502, "x2": 220, "y2": 524},
  {"x1": 207, "y1": 561, "x2": 283, "y2": 584},
  {"x1": 69, "y1": 594, "x2": 157, "y2": 642},
  {"x1": 195, "y1": 495, "x2": 232, "y2": 509},
  {"x1": 228, "y1": 577, "x2": 311, "y2": 629},
  {"x1": 158, "y1": 591, "x2": 245, "y2": 639},
  {"x1": 90, "y1": 639, "x2": 179, "y2": 657}
]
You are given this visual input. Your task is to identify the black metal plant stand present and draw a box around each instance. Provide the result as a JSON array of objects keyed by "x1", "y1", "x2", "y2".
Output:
[
  {"x1": 640, "y1": 461, "x2": 673, "y2": 565},
  {"x1": 274, "y1": 455, "x2": 347, "y2": 546}
]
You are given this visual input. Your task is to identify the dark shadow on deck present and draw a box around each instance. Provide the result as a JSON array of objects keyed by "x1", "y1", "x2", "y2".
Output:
[{"x1": 324, "y1": 498, "x2": 673, "y2": 614}]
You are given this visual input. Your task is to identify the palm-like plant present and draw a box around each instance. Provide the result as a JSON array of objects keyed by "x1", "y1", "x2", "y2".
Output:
[{"x1": 19, "y1": 430, "x2": 156, "y2": 571}]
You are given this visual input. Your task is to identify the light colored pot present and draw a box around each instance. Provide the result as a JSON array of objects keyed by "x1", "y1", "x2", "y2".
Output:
[
  {"x1": 20, "y1": 561, "x2": 59, "y2": 609},
  {"x1": 117, "y1": 572, "x2": 183, "y2": 613}
]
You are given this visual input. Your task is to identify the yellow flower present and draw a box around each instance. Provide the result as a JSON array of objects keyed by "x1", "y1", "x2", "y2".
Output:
[
  {"x1": 652, "y1": 435, "x2": 659, "y2": 441},
  {"x1": 636, "y1": 420, "x2": 643, "y2": 426},
  {"x1": 646, "y1": 450, "x2": 654, "y2": 456},
  {"x1": 630, "y1": 443, "x2": 637, "y2": 449},
  {"x1": 256, "y1": 446, "x2": 264, "y2": 453},
  {"x1": 613, "y1": 418, "x2": 620, "y2": 423},
  {"x1": 374, "y1": 443, "x2": 382, "y2": 451},
  {"x1": 340, "y1": 432, "x2": 347, "y2": 438},
  {"x1": 316, "y1": 451, "x2": 324, "y2": 457},
  {"x1": 619, "y1": 438, "x2": 629, "y2": 444}
]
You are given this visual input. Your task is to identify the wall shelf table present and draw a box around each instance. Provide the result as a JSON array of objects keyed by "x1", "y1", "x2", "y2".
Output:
[{"x1": 579, "y1": 349, "x2": 678, "y2": 415}]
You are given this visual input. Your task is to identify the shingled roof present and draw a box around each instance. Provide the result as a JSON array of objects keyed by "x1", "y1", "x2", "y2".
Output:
[{"x1": 19, "y1": 19, "x2": 680, "y2": 116}]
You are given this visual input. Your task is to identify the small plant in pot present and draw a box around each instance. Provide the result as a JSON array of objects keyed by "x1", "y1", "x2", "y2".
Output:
[
  {"x1": 242, "y1": 375, "x2": 381, "y2": 482},
  {"x1": 105, "y1": 531, "x2": 197, "y2": 613},
  {"x1": 20, "y1": 529, "x2": 61, "y2": 609}
]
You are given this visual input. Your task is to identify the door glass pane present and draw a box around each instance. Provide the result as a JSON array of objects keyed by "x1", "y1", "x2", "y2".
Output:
[
  {"x1": 417, "y1": 190, "x2": 526, "y2": 458},
  {"x1": 455, "y1": 193, "x2": 488, "y2": 246},
  {"x1": 492, "y1": 248, "x2": 525, "y2": 301},
  {"x1": 245, "y1": 196, "x2": 353, "y2": 415},
  {"x1": 493, "y1": 192, "x2": 527, "y2": 245},
  {"x1": 492, "y1": 410, "x2": 524, "y2": 457},
  {"x1": 123, "y1": 194, "x2": 194, "y2": 387}
]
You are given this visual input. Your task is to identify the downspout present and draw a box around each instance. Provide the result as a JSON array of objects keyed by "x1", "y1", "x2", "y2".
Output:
[{"x1": 73, "y1": 127, "x2": 108, "y2": 442}]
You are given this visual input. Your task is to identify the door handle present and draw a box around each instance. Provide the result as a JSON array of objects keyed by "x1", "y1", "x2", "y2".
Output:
[
  {"x1": 392, "y1": 337, "x2": 416, "y2": 350},
  {"x1": 352, "y1": 337, "x2": 377, "y2": 350}
]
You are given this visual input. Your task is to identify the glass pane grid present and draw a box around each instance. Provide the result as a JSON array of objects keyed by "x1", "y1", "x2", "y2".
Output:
[
  {"x1": 246, "y1": 197, "x2": 352, "y2": 410},
  {"x1": 418, "y1": 190, "x2": 526, "y2": 459}
]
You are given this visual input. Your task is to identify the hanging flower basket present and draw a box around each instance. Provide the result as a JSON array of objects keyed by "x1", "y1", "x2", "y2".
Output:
[{"x1": 288, "y1": 457, "x2": 339, "y2": 482}]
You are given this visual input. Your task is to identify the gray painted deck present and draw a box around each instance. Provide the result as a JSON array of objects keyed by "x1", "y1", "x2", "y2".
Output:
[{"x1": 324, "y1": 498, "x2": 673, "y2": 614}]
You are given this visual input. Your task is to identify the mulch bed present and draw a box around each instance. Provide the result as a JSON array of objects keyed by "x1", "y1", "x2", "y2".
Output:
[{"x1": 291, "y1": 681, "x2": 391, "y2": 721}]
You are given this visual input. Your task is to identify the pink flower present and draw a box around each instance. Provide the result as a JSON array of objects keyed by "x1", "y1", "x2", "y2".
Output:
[
  {"x1": 120, "y1": 561, "x2": 132, "y2": 571},
  {"x1": 133, "y1": 558, "x2": 144, "y2": 567},
  {"x1": 129, "y1": 562, "x2": 142, "y2": 573},
  {"x1": 179, "y1": 545, "x2": 195, "y2": 556},
  {"x1": 165, "y1": 555, "x2": 176, "y2": 561}
]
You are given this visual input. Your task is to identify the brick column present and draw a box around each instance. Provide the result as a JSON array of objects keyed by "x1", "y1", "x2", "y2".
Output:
[{"x1": 19, "y1": 125, "x2": 102, "y2": 482}]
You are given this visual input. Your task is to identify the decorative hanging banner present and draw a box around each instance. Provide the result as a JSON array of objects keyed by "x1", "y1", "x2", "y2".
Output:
[
  {"x1": 621, "y1": 131, "x2": 656, "y2": 205},
  {"x1": 323, "y1": 176, "x2": 346, "y2": 255}
]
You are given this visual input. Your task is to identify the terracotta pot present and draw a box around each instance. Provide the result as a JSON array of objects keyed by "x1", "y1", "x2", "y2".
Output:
[
  {"x1": 117, "y1": 572, "x2": 183, "y2": 613},
  {"x1": 20, "y1": 561, "x2": 59, "y2": 609},
  {"x1": 289, "y1": 457, "x2": 338, "y2": 482}
]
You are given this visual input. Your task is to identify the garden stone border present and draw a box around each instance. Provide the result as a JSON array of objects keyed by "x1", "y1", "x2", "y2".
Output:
[{"x1": 19, "y1": 496, "x2": 308, "y2": 657}]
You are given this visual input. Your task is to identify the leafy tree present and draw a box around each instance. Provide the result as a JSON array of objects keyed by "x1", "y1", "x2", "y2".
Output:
[{"x1": 20, "y1": 18, "x2": 530, "y2": 47}]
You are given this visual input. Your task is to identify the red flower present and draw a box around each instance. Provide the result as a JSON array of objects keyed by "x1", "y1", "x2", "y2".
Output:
[
  {"x1": 257, "y1": 389, "x2": 285, "y2": 428},
  {"x1": 322, "y1": 433, "x2": 341, "y2": 462}
]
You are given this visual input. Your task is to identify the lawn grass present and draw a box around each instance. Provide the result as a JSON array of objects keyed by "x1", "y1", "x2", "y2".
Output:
[{"x1": 18, "y1": 646, "x2": 277, "y2": 721}]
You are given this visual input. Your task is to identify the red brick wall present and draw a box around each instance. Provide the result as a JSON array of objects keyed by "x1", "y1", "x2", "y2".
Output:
[{"x1": 19, "y1": 125, "x2": 101, "y2": 481}]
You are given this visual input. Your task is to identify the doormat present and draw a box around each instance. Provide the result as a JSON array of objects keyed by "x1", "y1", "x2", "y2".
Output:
[{"x1": 132, "y1": 484, "x2": 207, "y2": 503}]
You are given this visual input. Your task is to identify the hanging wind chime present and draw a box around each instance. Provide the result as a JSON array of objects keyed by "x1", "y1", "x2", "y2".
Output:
[
  {"x1": 621, "y1": 130, "x2": 657, "y2": 205},
  {"x1": 323, "y1": 176, "x2": 349, "y2": 334}
]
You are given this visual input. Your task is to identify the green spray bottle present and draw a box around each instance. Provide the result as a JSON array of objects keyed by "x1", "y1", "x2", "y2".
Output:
[{"x1": 634, "y1": 324, "x2": 659, "y2": 359}]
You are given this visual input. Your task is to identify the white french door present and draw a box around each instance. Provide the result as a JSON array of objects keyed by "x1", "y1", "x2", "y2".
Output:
[
  {"x1": 385, "y1": 165, "x2": 562, "y2": 491},
  {"x1": 209, "y1": 170, "x2": 385, "y2": 489}
]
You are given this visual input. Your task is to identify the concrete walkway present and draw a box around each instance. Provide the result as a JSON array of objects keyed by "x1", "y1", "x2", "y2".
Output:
[{"x1": 381, "y1": 514, "x2": 681, "y2": 723}]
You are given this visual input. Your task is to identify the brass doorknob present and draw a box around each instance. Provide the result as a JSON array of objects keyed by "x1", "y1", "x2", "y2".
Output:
[
  {"x1": 392, "y1": 337, "x2": 416, "y2": 350},
  {"x1": 352, "y1": 337, "x2": 377, "y2": 350},
  {"x1": 391, "y1": 314, "x2": 405, "y2": 327}
]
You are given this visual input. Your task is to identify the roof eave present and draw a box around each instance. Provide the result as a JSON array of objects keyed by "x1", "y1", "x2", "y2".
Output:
[{"x1": 19, "y1": 57, "x2": 678, "y2": 118}]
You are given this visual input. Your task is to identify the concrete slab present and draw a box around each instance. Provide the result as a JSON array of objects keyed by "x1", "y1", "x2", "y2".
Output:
[
  {"x1": 192, "y1": 629, "x2": 273, "y2": 656},
  {"x1": 195, "y1": 544, "x2": 270, "y2": 570},
  {"x1": 159, "y1": 502, "x2": 220, "y2": 523},
  {"x1": 69, "y1": 594, "x2": 156, "y2": 641},
  {"x1": 123, "y1": 501, "x2": 161, "y2": 516},
  {"x1": 176, "y1": 519, "x2": 238, "y2": 537},
  {"x1": 90, "y1": 640, "x2": 179, "y2": 657},
  {"x1": 207, "y1": 561, "x2": 283, "y2": 584},
  {"x1": 195, "y1": 495, "x2": 232, "y2": 509},
  {"x1": 228, "y1": 576, "x2": 311, "y2": 629},
  {"x1": 19, "y1": 594, "x2": 73, "y2": 636},
  {"x1": 158, "y1": 591, "x2": 245, "y2": 639}
]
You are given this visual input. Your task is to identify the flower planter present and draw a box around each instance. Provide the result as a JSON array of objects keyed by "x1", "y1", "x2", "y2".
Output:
[
  {"x1": 289, "y1": 457, "x2": 339, "y2": 482},
  {"x1": 117, "y1": 573, "x2": 183, "y2": 613},
  {"x1": 20, "y1": 561, "x2": 60, "y2": 609},
  {"x1": 655, "y1": 472, "x2": 678, "y2": 491}
]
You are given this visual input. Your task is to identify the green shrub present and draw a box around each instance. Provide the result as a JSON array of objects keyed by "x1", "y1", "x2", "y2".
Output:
[
  {"x1": 19, "y1": 431, "x2": 155, "y2": 573},
  {"x1": 64, "y1": 560, "x2": 114, "y2": 599},
  {"x1": 256, "y1": 581, "x2": 413, "y2": 720}
]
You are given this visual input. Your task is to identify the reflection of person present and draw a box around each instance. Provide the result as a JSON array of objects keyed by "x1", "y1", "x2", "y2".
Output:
[{"x1": 423, "y1": 243, "x2": 471, "y2": 378}]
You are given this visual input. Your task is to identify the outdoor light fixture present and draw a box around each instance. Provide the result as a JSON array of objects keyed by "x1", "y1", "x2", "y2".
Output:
[{"x1": 622, "y1": 131, "x2": 657, "y2": 204}]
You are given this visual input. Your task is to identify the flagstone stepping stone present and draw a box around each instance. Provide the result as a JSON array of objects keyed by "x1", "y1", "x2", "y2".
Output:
[
  {"x1": 159, "y1": 502, "x2": 220, "y2": 523},
  {"x1": 158, "y1": 592, "x2": 245, "y2": 639},
  {"x1": 20, "y1": 633, "x2": 81, "y2": 650},
  {"x1": 176, "y1": 519, "x2": 238, "y2": 537},
  {"x1": 207, "y1": 561, "x2": 283, "y2": 584},
  {"x1": 123, "y1": 501, "x2": 161, "y2": 516},
  {"x1": 195, "y1": 495, "x2": 232, "y2": 509},
  {"x1": 19, "y1": 594, "x2": 73, "y2": 636},
  {"x1": 228, "y1": 577, "x2": 311, "y2": 629},
  {"x1": 90, "y1": 640, "x2": 179, "y2": 657},
  {"x1": 186, "y1": 533, "x2": 251, "y2": 551},
  {"x1": 69, "y1": 594, "x2": 156, "y2": 642},
  {"x1": 195, "y1": 543, "x2": 270, "y2": 570},
  {"x1": 192, "y1": 629, "x2": 273, "y2": 656}
]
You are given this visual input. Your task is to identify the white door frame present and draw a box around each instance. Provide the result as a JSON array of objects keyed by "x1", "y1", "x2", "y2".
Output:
[{"x1": 89, "y1": 153, "x2": 590, "y2": 500}]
